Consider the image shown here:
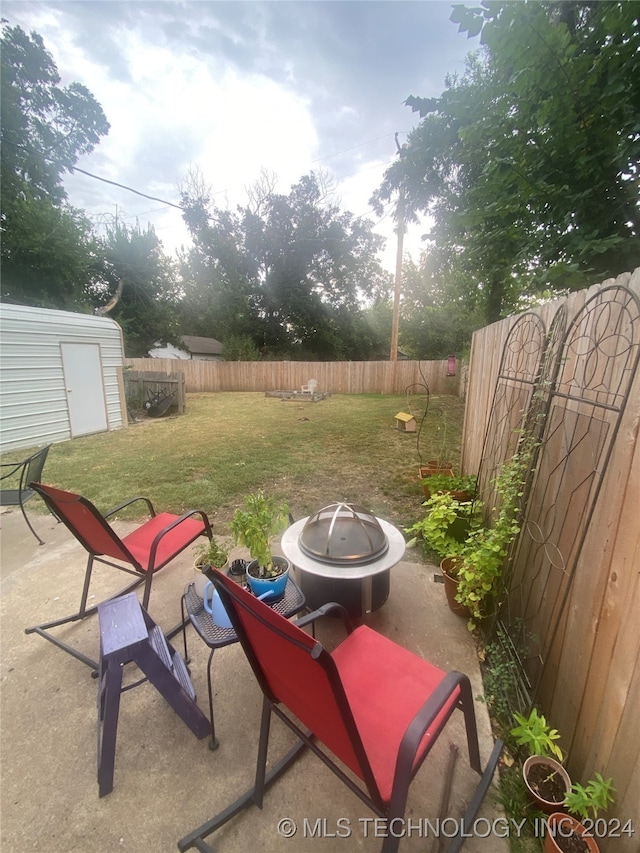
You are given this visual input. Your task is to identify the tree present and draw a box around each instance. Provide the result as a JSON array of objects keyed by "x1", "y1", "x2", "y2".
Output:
[
  {"x1": 180, "y1": 172, "x2": 391, "y2": 359},
  {"x1": 374, "y1": 2, "x2": 640, "y2": 323},
  {"x1": 89, "y1": 223, "x2": 181, "y2": 357},
  {"x1": 222, "y1": 334, "x2": 261, "y2": 361},
  {"x1": 1, "y1": 192, "x2": 100, "y2": 309},
  {"x1": 1, "y1": 23, "x2": 109, "y2": 202},
  {"x1": 1, "y1": 23, "x2": 110, "y2": 308},
  {"x1": 398, "y1": 251, "x2": 485, "y2": 359}
]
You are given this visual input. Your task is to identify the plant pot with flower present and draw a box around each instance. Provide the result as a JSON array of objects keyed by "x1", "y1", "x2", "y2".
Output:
[
  {"x1": 510, "y1": 708, "x2": 571, "y2": 813},
  {"x1": 420, "y1": 472, "x2": 477, "y2": 501},
  {"x1": 439, "y1": 556, "x2": 472, "y2": 617},
  {"x1": 544, "y1": 773, "x2": 616, "y2": 853},
  {"x1": 544, "y1": 813, "x2": 599, "y2": 853},
  {"x1": 418, "y1": 458, "x2": 455, "y2": 499},
  {"x1": 230, "y1": 490, "x2": 291, "y2": 599},
  {"x1": 524, "y1": 755, "x2": 572, "y2": 813},
  {"x1": 193, "y1": 537, "x2": 229, "y2": 597}
]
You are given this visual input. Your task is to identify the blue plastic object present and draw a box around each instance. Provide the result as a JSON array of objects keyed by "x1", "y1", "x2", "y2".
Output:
[{"x1": 202, "y1": 582, "x2": 233, "y2": 628}]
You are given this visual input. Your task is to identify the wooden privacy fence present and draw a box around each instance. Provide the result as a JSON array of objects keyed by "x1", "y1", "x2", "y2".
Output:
[
  {"x1": 122, "y1": 358, "x2": 463, "y2": 397},
  {"x1": 122, "y1": 370, "x2": 186, "y2": 416},
  {"x1": 461, "y1": 268, "x2": 640, "y2": 852}
]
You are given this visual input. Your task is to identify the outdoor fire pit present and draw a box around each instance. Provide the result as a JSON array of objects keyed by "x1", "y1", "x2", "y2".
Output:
[{"x1": 281, "y1": 503, "x2": 405, "y2": 618}]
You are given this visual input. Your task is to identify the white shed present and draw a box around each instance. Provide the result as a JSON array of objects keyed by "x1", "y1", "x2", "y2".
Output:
[{"x1": 0, "y1": 304, "x2": 127, "y2": 453}]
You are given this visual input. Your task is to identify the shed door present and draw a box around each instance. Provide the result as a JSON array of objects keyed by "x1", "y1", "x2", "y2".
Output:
[{"x1": 61, "y1": 343, "x2": 108, "y2": 437}]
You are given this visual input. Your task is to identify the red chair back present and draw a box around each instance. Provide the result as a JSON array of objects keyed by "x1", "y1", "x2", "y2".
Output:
[
  {"x1": 212, "y1": 569, "x2": 376, "y2": 791},
  {"x1": 31, "y1": 483, "x2": 139, "y2": 567}
]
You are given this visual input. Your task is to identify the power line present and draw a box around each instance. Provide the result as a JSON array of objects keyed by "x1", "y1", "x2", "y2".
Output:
[
  {"x1": 3, "y1": 137, "x2": 187, "y2": 210},
  {"x1": 70, "y1": 166, "x2": 183, "y2": 209},
  {"x1": 311, "y1": 131, "x2": 412, "y2": 164},
  {"x1": 7, "y1": 135, "x2": 401, "y2": 228}
]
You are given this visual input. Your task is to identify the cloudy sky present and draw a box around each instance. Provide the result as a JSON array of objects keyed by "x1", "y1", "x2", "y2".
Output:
[{"x1": 4, "y1": 1, "x2": 480, "y2": 271}]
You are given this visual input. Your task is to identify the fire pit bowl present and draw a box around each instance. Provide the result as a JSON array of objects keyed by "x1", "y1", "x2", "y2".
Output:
[{"x1": 281, "y1": 503, "x2": 405, "y2": 617}]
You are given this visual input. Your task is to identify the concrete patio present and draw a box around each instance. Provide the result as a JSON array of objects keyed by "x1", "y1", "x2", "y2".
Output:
[{"x1": 1, "y1": 505, "x2": 510, "y2": 853}]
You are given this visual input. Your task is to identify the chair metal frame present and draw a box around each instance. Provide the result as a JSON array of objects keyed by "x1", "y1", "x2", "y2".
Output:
[
  {"x1": 0, "y1": 445, "x2": 51, "y2": 544},
  {"x1": 178, "y1": 568, "x2": 503, "y2": 853},
  {"x1": 25, "y1": 483, "x2": 212, "y2": 670},
  {"x1": 180, "y1": 575, "x2": 306, "y2": 750}
]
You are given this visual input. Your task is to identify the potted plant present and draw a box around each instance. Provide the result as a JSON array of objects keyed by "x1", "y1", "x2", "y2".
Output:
[
  {"x1": 563, "y1": 773, "x2": 615, "y2": 823},
  {"x1": 545, "y1": 813, "x2": 598, "y2": 853},
  {"x1": 193, "y1": 537, "x2": 229, "y2": 596},
  {"x1": 419, "y1": 460, "x2": 455, "y2": 481},
  {"x1": 420, "y1": 472, "x2": 477, "y2": 501},
  {"x1": 546, "y1": 775, "x2": 615, "y2": 853},
  {"x1": 510, "y1": 708, "x2": 571, "y2": 814},
  {"x1": 405, "y1": 492, "x2": 482, "y2": 617},
  {"x1": 406, "y1": 492, "x2": 481, "y2": 557},
  {"x1": 418, "y1": 409, "x2": 455, "y2": 481},
  {"x1": 230, "y1": 490, "x2": 291, "y2": 598}
]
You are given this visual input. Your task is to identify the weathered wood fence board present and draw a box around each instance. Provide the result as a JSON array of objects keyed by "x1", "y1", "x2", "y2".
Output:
[
  {"x1": 461, "y1": 268, "x2": 640, "y2": 853},
  {"x1": 122, "y1": 359, "x2": 463, "y2": 397},
  {"x1": 122, "y1": 370, "x2": 186, "y2": 415}
]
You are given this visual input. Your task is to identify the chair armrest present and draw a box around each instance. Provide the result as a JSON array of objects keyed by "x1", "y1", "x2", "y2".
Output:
[
  {"x1": 104, "y1": 496, "x2": 156, "y2": 518},
  {"x1": 147, "y1": 509, "x2": 212, "y2": 570},
  {"x1": 0, "y1": 461, "x2": 26, "y2": 481},
  {"x1": 388, "y1": 671, "x2": 469, "y2": 816},
  {"x1": 293, "y1": 602, "x2": 354, "y2": 635}
]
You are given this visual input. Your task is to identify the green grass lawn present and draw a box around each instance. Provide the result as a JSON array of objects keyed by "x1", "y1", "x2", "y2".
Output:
[{"x1": 17, "y1": 392, "x2": 465, "y2": 535}]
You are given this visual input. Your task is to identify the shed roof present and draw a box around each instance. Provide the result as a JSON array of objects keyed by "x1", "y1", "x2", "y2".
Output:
[{"x1": 180, "y1": 335, "x2": 223, "y2": 355}]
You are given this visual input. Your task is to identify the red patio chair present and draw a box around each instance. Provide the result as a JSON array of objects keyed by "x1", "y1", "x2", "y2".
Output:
[
  {"x1": 25, "y1": 483, "x2": 212, "y2": 670},
  {"x1": 178, "y1": 568, "x2": 503, "y2": 853}
]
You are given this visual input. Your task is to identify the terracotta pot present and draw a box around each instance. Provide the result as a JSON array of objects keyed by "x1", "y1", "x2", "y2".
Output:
[
  {"x1": 426, "y1": 460, "x2": 454, "y2": 471},
  {"x1": 440, "y1": 557, "x2": 471, "y2": 618},
  {"x1": 448, "y1": 489, "x2": 474, "y2": 502},
  {"x1": 523, "y1": 755, "x2": 572, "y2": 814},
  {"x1": 419, "y1": 464, "x2": 455, "y2": 497},
  {"x1": 544, "y1": 813, "x2": 599, "y2": 853}
]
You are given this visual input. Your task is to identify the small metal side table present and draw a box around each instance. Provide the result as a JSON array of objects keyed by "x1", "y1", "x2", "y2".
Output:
[{"x1": 180, "y1": 576, "x2": 306, "y2": 749}]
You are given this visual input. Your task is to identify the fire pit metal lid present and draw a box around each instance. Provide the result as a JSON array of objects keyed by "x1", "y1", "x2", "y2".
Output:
[{"x1": 298, "y1": 502, "x2": 389, "y2": 566}]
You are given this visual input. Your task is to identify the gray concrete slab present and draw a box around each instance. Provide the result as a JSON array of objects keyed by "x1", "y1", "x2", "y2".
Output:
[{"x1": 1, "y1": 507, "x2": 510, "y2": 853}]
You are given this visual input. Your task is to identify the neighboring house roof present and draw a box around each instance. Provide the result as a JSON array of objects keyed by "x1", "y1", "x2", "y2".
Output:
[{"x1": 180, "y1": 336, "x2": 223, "y2": 356}]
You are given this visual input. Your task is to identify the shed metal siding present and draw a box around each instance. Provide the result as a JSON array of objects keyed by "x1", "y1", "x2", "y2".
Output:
[{"x1": 0, "y1": 304, "x2": 125, "y2": 452}]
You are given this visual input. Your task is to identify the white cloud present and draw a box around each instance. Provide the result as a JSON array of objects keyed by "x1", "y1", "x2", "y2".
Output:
[
  {"x1": 4, "y1": 1, "x2": 475, "y2": 269},
  {"x1": 195, "y1": 71, "x2": 318, "y2": 202}
]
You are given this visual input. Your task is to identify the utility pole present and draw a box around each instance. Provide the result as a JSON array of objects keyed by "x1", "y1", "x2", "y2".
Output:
[{"x1": 390, "y1": 134, "x2": 406, "y2": 362}]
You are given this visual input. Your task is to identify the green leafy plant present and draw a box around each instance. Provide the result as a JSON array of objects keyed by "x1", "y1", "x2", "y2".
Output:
[
  {"x1": 564, "y1": 773, "x2": 615, "y2": 821},
  {"x1": 480, "y1": 633, "x2": 523, "y2": 735},
  {"x1": 194, "y1": 537, "x2": 229, "y2": 570},
  {"x1": 455, "y1": 437, "x2": 536, "y2": 622},
  {"x1": 420, "y1": 473, "x2": 477, "y2": 493},
  {"x1": 230, "y1": 490, "x2": 290, "y2": 577},
  {"x1": 510, "y1": 708, "x2": 564, "y2": 761},
  {"x1": 421, "y1": 473, "x2": 477, "y2": 498},
  {"x1": 405, "y1": 492, "x2": 482, "y2": 559},
  {"x1": 495, "y1": 765, "x2": 543, "y2": 852}
]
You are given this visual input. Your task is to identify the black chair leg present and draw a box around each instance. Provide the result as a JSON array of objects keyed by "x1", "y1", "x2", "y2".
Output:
[
  {"x1": 19, "y1": 499, "x2": 44, "y2": 545},
  {"x1": 177, "y1": 705, "x2": 306, "y2": 853},
  {"x1": 206, "y1": 648, "x2": 219, "y2": 750}
]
